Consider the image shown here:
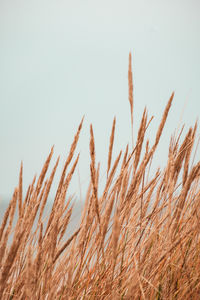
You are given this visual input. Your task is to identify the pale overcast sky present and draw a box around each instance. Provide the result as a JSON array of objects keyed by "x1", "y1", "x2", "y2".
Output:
[{"x1": 0, "y1": 0, "x2": 200, "y2": 200}]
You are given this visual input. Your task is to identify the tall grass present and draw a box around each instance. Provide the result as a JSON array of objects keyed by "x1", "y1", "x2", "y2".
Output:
[{"x1": 0, "y1": 54, "x2": 200, "y2": 299}]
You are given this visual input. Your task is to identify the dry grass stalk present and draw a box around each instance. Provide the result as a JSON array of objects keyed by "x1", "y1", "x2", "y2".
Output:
[
  {"x1": 183, "y1": 123, "x2": 197, "y2": 185},
  {"x1": 53, "y1": 227, "x2": 81, "y2": 264},
  {"x1": 35, "y1": 146, "x2": 54, "y2": 197},
  {"x1": 107, "y1": 116, "x2": 116, "y2": 177},
  {"x1": 18, "y1": 162, "x2": 23, "y2": 219},
  {"x1": 134, "y1": 108, "x2": 147, "y2": 171},
  {"x1": 154, "y1": 91, "x2": 174, "y2": 148},
  {"x1": 38, "y1": 156, "x2": 60, "y2": 224},
  {"x1": 55, "y1": 117, "x2": 84, "y2": 202},
  {"x1": 0, "y1": 200, "x2": 12, "y2": 243},
  {"x1": 90, "y1": 124, "x2": 101, "y2": 225},
  {"x1": 103, "y1": 150, "x2": 122, "y2": 200},
  {"x1": 0, "y1": 188, "x2": 18, "y2": 268},
  {"x1": 128, "y1": 52, "x2": 134, "y2": 148}
]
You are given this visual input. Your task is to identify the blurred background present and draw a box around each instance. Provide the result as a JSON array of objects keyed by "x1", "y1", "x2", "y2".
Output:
[{"x1": 0, "y1": 0, "x2": 200, "y2": 203}]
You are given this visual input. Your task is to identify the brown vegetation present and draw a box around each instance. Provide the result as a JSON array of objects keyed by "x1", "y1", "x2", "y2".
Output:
[{"x1": 0, "y1": 54, "x2": 200, "y2": 299}]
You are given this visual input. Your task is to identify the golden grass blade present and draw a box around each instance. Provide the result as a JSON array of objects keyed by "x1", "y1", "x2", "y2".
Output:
[
  {"x1": 128, "y1": 52, "x2": 134, "y2": 148},
  {"x1": 89, "y1": 124, "x2": 101, "y2": 225},
  {"x1": 18, "y1": 162, "x2": 23, "y2": 219},
  {"x1": 103, "y1": 150, "x2": 122, "y2": 200},
  {"x1": 154, "y1": 92, "x2": 174, "y2": 147},
  {"x1": 107, "y1": 117, "x2": 116, "y2": 177},
  {"x1": 0, "y1": 202, "x2": 12, "y2": 243},
  {"x1": 55, "y1": 117, "x2": 84, "y2": 201},
  {"x1": 53, "y1": 227, "x2": 81, "y2": 264},
  {"x1": 38, "y1": 156, "x2": 60, "y2": 224},
  {"x1": 134, "y1": 108, "x2": 147, "y2": 170},
  {"x1": 35, "y1": 146, "x2": 54, "y2": 197}
]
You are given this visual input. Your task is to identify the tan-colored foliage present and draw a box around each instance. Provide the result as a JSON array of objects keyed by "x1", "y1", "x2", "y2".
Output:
[{"x1": 0, "y1": 54, "x2": 200, "y2": 299}]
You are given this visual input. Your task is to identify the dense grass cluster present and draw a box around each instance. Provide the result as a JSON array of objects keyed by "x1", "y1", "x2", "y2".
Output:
[{"x1": 0, "y1": 54, "x2": 200, "y2": 299}]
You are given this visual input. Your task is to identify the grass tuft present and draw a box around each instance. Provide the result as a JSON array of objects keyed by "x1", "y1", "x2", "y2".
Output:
[{"x1": 0, "y1": 54, "x2": 200, "y2": 299}]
